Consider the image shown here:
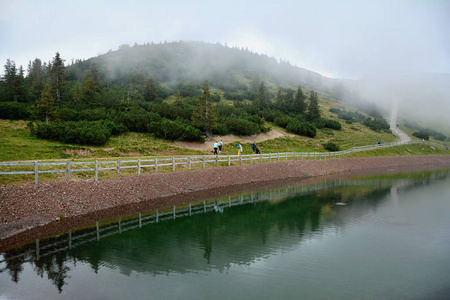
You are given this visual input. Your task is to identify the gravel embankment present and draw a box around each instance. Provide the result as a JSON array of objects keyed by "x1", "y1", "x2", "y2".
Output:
[{"x1": 1, "y1": 155, "x2": 450, "y2": 243}]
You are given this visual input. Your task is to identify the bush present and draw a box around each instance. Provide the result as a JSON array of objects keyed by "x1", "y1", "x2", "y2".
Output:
[
  {"x1": 286, "y1": 120, "x2": 316, "y2": 137},
  {"x1": 148, "y1": 118, "x2": 204, "y2": 142},
  {"x1": 0, "y1": 102, "x2": 31, "y2": 120},
  {"x1": 324, "y1": 142, "x2": 340, "y2": 151},
  {"x1": 363, "y1": 117, "x2": 390, "y2": 132},
  {"x1": 29, "y1": 120, "x2": 116, "y2": 146},
  {"x1": 315, "y1": 118, "x2": 342, "y2": 130},
  {"x1": 412, "y1": 131, "x2": 429, "y2": 140}
]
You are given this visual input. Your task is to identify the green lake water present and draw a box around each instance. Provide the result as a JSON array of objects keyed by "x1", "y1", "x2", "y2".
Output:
[{"x1": 1, "y1": 168, "x2": 450, "y2": 299}]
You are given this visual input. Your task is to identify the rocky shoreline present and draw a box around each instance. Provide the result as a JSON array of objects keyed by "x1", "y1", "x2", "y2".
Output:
[{"x1": 1, "y1": 155, "x2": 450, "y2": 248}]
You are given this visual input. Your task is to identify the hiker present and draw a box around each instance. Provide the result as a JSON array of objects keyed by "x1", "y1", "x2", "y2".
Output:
[
  {"x1": 251, "y1": 142, "x2": 257, "y2": 154},
  {"x1": 213, "y1": 141, "x2": 218, "y2": 155},
  {"x1": 218, "y1": 140, "x2": 223, "y2": 154},
  {"x1": 237, "y1": 143, "x2": 241, "y2": 155}
]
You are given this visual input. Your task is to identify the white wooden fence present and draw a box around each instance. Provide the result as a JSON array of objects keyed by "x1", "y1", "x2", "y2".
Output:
[{"x1": 0, "y1": 140, "x2": 445, "y2": 184}]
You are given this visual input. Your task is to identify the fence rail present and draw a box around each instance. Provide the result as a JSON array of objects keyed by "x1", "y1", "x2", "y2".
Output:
[{"x1": 0, "y1": 140, "x2": 445, "y2": 184}]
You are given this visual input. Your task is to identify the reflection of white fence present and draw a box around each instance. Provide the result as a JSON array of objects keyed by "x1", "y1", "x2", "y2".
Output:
[
  {"x1": 0, "y1": 177, "x2": 386, "y2": 266},
  {"x1": 0, "y1": 140, "x2": 445, "y2": 184}
]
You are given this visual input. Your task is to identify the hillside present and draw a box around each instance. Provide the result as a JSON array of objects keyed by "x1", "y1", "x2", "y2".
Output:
[
  {"x1": 1, "y1": 41, "x2": 449, "y2": 166},
  {"x1": 67, "y1": 41, "x2": 335, "y2": 95}
]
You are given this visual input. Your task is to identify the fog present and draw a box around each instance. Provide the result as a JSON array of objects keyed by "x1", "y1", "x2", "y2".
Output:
[{"x1": 1, "y1": 0, "x2": 449, "y2": 130}]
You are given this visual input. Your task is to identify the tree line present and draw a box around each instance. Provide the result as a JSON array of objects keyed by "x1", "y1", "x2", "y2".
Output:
[{"x1": 1, "y1": 51, "x2": 345, "y2": 146}]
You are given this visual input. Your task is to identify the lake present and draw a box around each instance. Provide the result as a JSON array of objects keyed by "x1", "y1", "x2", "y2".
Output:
[{"x1": 1, "y1": 168, "x2": 450, "y2": 299}]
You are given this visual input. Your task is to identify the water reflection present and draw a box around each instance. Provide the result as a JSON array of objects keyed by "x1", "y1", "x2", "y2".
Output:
[{"x1": 1, "y1": 169, "x2": 449, "y2": 297}]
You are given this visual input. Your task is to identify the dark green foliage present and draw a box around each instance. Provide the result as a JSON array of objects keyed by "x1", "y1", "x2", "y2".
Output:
[
  {"x1": 315, "y1": 118, "x2": 342, "y2": 130},
  {"x1": 363, "y1": 117, "x2": 391, "y2": 132},
  {"x1": 148, "y1": 118, "x2": 204, "y2": 141},
  {"x1": 412, "y1": 131, "x2": 429, "y2": 140},
  {"x1": 113, "y1": 109, "x2": 161, "y2": 132},
  {"x1": 0, "y1": 101, "x2": 31, "y2": 119},
  {"x1": 274, "y1": 115, "x2": 296, "y2": 128},
  {"x1": 224, "y1": 117, "x2": 260, "y2": 136},
  {"x1": 324, "y1": 141, "x2": 340, "y2": 151},
  {"x1": 211, "y1": 93, "x2": 221, "y2": 103},
  {"x1": 143, "y1": 75, "x2": 158, "y2": 102},
  {"x1": 404, "y1": 120, "x2": 447, "y2": 141},
  {"x1": 306, "y1": 90, "x2": 320, "y2": 122},
  {"x1": 329, "y1": 107, "x2": 365, "y2": 122},
  {"x1": 192, "y1": 81, "x2": 217, "y2": 137},
  {"x1": 292, "y1": 86, "x2": 307, "y2": 115},
  {"x1": 286, "y1": 119, "x2": 316, "y2": 137},
  {"x1": 224, "y1": 90, "x2": 256, "y2": 101},
  {"x1": 2, "y1": 59, "x2": 26, "y2": 102},
  {"x1": 253, "y1": 82, "x2": 269, "y2": 110},
  {"x1": 81, "y1": 64, "x2": 102, "y2": 107},
  {"x1": 28, "y1": 120, "x2": 126, "y2": 146}
]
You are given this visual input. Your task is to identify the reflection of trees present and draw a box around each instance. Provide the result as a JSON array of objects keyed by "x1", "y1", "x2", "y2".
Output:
[
  {"x1": 3, "y1": 170, "x2": 449, "y2": 293},
  {"x1": 34, "y1": 252, "x2": 70, "y2": 293}
]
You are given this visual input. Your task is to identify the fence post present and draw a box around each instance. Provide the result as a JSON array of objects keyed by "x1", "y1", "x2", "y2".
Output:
[
  {"x1": 117, "y1": 159, "x2": 121, "y2": 177},
  {"x1": 138, "y1": 159, "x2": 141, "y2": 175},
  {"x1": 251, "y1": 154, "x2": 253, "y2": 165},
  {"x1": 285, "y1": 152, "x2": 288, "y2": 161},
  {"x1": 188, "y1": 157, "x2": 191, "y2": 170},
  {"x1": 216, "y1": 155, "x2": 218, "y2": 167},
  {"x1": 277, "y1": 152, "x2": 280, "y2": 162},
  {"x1": 67, "y1": 161, "x2": 71, "y2": 182},
  {"x1": 34, "y1": 161, "x2": 38, "y2": 184},
  {"x1": 308, "y1": 152, "x2": 310, "y2": 160},
  {"x1": 155, "y1": 158, "x2": 158, "y2": 173},
  {"x1": 203, "y1": 156, "x2": 205, "y2": 168},
  {"x1": 156, "y1": 209, "x2": 159, "y2": 223},
  {"x1": 189, "y1": 203, "x2": 192, "y2": 216},
  {"x1": 228, "y1": 155, "x2": 231, "y2": 166},
  {"x1": 269, "y1": 153, "x2": 272, "y2": 162},
  {"x1": 239, "y1": 155, "x2": 242, "y2": 166},
  {"x1": 173, "y1": 205, "x2": 176, "y2": 219},
  {"x1": 294, "y1": 152, "x2": 296, "y2": 160},
  {"x1": 260, "y1": 153, "x2": 263, "y2": 163},
  {"x1": 95, "y1": 160, "x2": 98, "y2": 182},
  {"x1": 204, "y1": 200, "x2": 206, "y2": 213},
  {"x1": 172, "y1": 157, "x2": 175, "y2": 172}
]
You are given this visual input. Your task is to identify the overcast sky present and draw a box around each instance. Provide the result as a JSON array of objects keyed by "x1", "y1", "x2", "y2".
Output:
[{"x1": 1, "y1": 0, "x2": 449, "y2": 79}]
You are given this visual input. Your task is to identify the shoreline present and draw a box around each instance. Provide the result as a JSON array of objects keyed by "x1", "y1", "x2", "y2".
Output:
[{"x1": 1, "y1": 155, "x2": 450, "y2": 248}]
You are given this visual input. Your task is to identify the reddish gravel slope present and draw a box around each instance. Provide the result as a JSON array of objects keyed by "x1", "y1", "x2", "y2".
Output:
[{"x1": 1, "y1": 155, "x2": 450, "y2": 241}]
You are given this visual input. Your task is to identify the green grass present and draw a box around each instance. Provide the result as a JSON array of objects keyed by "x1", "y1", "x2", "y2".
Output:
[{"x1": 1, "y1": 117, "x2": 449, "y2": 185}]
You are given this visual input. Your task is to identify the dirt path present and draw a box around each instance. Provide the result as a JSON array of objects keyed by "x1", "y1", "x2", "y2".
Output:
[
  {"x1": 390, "y1": 103, "x2": 412, "y2": 143},
  {"x1": 173, "y1": 129, "x2": 294, "y2": 151}
]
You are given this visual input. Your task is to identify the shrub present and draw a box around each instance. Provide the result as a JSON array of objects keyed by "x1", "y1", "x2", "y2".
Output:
[
  {"x1": 412, "y1": 131, "x2": 429, "y2": 140},
  {"x1": 324, "y1": 142, "x2": 340, "y2": 151},
  {"x1": 29, "y1": 120, "x2": 115, "y2": 146},
  {"x1": 0, "y1": 102, "x2": 31, "y2": 120},
  {"x1": 286, "y1": 120, "x2": 316, "y2": 137}
]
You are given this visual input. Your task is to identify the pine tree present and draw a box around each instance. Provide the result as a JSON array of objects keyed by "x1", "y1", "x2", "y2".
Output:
[
  {"x1": 81, "y1": 64, "x2": 102, "y2": 107},
  {"x1": 253, "y1": 82, "x2": 268, "y2": 110},
  {"x1": 28, "y1": 58, "x2": 45, "y2": 100},
  {"x1": 174, "y1": 89, "x2": 183, "y2": 107},
  {"x1": 275, "y1": 88, "x2": 284, "y2": 107},
  {"x1": 192, "y1": 80, "x2": 217, "y2": 139},
  {"x1": 284, "y1": 88, "x2": 294, "y2": 109},
  {"x1": 143, "y1": 75, "x2": 158, "y2": 102},
  {"x1": 306, "y1": 90, "x2": 321, "y2": 121},
  {"x1": 293, "y1": 85, "x2": 307, "y2": 115},
  {"x1": 3, "y1": 59, "x2": 25, "y2": 102},
  {"x1": 48, "y1": 52, "x2": 65, "y2": 104},
  {"x1": 31, "y1": 84, "x2": 58, "y2": 124}
]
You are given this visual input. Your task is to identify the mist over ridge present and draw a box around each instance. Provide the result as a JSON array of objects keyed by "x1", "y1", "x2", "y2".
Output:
[{"x1": 66, "y1": 41, "x2": 449, "y2": 133}]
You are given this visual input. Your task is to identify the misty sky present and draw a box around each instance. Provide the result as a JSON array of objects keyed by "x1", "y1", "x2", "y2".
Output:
[{"x1": 1, "y1": 0, "x2": 449, "y2": 79}]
